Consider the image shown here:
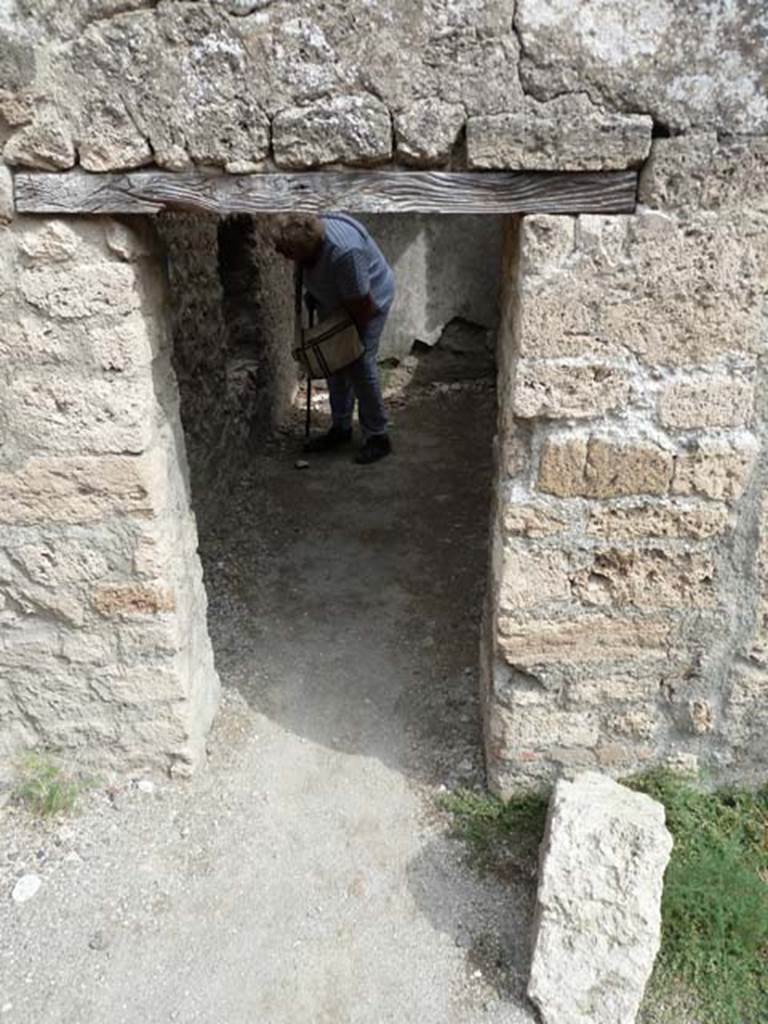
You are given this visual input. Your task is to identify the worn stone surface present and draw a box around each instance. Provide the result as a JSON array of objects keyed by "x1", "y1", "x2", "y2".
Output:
[
  {"x1": 538, "y1": 435, "x2": 673, "y2": 499},
  {"x1": 512, "y1": 362, "x2": 631, "y2": 420},
  {"x1": 468, "y1": 95, "x2": 651, "y2": 170},
  {"x1": 659, "y1": 374, "x2": 755, "y2": 430},
  {"x1": 516, "y1": 0, "x2": 768, "y2": 133},
  {"x1": 497, "y1": 614, "x2": 671, "y2": 667},
  {"x1": 3, "y1": 111, "x2": 75, "y2": 169},
  {"x1": 585, "y1": 501, "x2": 730, "y2": 540},
  {"x1": 0, "y1": 217, "x2": 219, "y2": 775},
  {"x1": 672, "y1": 437, "x2": 759, "y2": 502},
  {"x1": 273, "y1": 94, "x2": 392, "y2": 169},
  {"x1": 485, "y1": 134, "x2": 768, "y2": 794},
  {"x1": 395, "y1": 98, "x2": 465, "y2": 167},
  {"x1": 528, "y1": 772, "x2": 672, "y2": 1024},
  {"x1": 0, "y1": 164, "x2": 13, "y2": 223}
]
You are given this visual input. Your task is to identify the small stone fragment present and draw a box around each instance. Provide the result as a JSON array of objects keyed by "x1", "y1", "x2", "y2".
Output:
[
  {"x1": 136, "y1": 779, "x2": 155, "y2": 794},
  {"x1": 12, "y1": 873, "x2": 41, "y2": 903},
  {"x1": 295, "y1": 460, "x2": 310, "y2": 470}
]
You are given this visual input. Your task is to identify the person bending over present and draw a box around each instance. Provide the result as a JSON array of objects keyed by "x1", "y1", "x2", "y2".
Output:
[{"x1": 274, "y1": 213, "x2": 395, "y2": 465}]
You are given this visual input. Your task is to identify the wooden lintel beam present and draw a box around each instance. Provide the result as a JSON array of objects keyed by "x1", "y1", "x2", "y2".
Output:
[{"x1": 14, "y1": 169, "x2": 638, "y2": 217}]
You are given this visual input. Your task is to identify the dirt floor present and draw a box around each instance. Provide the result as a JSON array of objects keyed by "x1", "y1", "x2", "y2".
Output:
[{"x1": 0, "y1": 378, "x2": 537, "y2": 1024}]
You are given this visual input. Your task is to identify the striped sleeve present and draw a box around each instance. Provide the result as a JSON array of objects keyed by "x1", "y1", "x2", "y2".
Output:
[{"x1": 333, "y1": 247, "x2": 370, "y2": 300}]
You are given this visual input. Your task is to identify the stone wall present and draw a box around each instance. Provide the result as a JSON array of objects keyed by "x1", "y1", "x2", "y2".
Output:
[
  {"x1": 158, "y1": 213, "x2": 295, "y2": 508},
  {"x1": 485, "y1": 134, "x2": 768, "y2": 794},
  {"x1": 357, "y1": 215, "x2": 504, "y2": 360},
  {"x1": 1, "y1": 1, "x2": 766, "y2": 788},
  {"x1": 2, "y1": 2, "x2": 764, "y2": 174},
  {"x1": 0, "y1": 215, "x2": 219, "y2": 778}
]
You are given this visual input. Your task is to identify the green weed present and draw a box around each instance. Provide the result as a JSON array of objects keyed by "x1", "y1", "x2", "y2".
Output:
[
  {"x1": 627, "y1": 770, "x2": 768, "y2": 1024},
  {"x1": 439, "y1": 787, "x2": 548, "y2": 870},
  {"x1": 13, "y1": 753, "x2": 86, "y2": 817}
]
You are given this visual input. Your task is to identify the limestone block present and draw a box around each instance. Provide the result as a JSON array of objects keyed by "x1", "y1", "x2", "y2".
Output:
[
  {"x1": 493, "y1": 705, "x2": 600, "y2": 751},
  {"x1": 512, "y1": 362, "x2": 631, "y2": 419},
  {"x1": 60, "y1": 632, "x2": 114, "y2": 666},
  {"x1": 658, "y1": 374, "x2": 755, "y2": 430},
  {"x1": 571, "y1": 548, "x2": 716, "y2": 610},
  {"x1": 0, "y1": 165, "x2": 13, "y2": 224},
  {"x1": 91, "y1": 583, "x2": 175, "y2": 617},
  {"x1": 605, "y1": 709, "x2": 658, "y2": 741},
  {"x1": 16, "y1": 221, "x2": 80, "y2": 264},
  {"x1": 567, "y1": 673, "x2": 660, "y2": 706},
  {"x1": 3, "y1": 112, "x2": 76, "y2": 169},
  {"x1": 0, "y1": 34, "x2": 36, "y2": 94},
  {"x1": 0, "y1": 88, "x2": 35, "y2": 127},
  {"x1": 0, "y1": 453, "x2": 165, "y2": 525},
  {"x1": 185, "y1": 97, "x2": 269, "y2": 170},
  {"x1": 500, "y1": 545, "x2": 571, "y2": 611},
  {"x1": 0, "y1": 576, "x2": 84, "y2": 627},
  {"x1": 601, "y1": 295, "x2": 764, "y2": 368},
  {"x1": 0, "y1": 317, "x2": 78, "y2": 368},
  {"x1": 519, "y1": 210, "x2": 766, "y2": 368},
  {"x1": 640, "y1": 133, "x2": 768, "y2": 215},
  {"x1": 538, "y1": 435, "x2": 673, "y2": 499},
  {"x1": 88, "y1": 314, "x2": 161, "y2": 373},
  {"x1": 9, "y1": 376, "x2": 154, "y2": 455},
  {"x1": 516, "y1": 0, "x2": 768, "y2": 133},
  {"x1": 273, "y1": 94, "x2": 392, "y2": 169},
  {"x1": 528, "y1": 772, "x2": 672, "y2": 1024},
  {"x1": 672, "y1": 437, "x2": 759, "y2": 501},
  {"x1": 79, "y1": 99, "x2": 153, "y2": 172},
  {"x1": 503, "y1": 503, "x2": 567, "y2": 539},
  {"x1": 586, "y1": 501, "x2": 729, "y2": 540},
  {"x1": 467, "y1": 96, "x2": 651, "y2": 170},
  {"x1": 8, "y1": 540, "x2": 109, "y2": 586},
  {"x1": 20, "y1": 264, "x2": 141, "y2": 320},
  {"x1": 394, "y1": 98, "x2": 465, "y2": 167},
  {"x1": 520, "y1": 215, "x2": 576, "y2": 278},
  {"x1": 498, "y1": 614, "x2": 671, "y2": 666},
  {"x1": 104, "y1": 220, "x2": 154, "y2": 262},
  {"x1": 723, "y1": 667, "x2": 768, "y2": 770}
]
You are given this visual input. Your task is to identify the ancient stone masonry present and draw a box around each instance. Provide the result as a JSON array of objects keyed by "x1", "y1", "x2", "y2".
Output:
[
  {"x1": 0, "y1": 216, "x2": 219, "y2": 777},
  {"x1": 0, "y1": 1, "x2": 766, "y2": 785},
  {"x1": 485, "y1": 133, "x2": 768, "y2": 794}
]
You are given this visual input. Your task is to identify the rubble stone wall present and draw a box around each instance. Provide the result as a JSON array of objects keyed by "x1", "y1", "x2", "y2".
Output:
[
  {"x1": 0, "y1": 215, "x2": 219, "y2": 778},
  {"x1": 0, "y1": 1, "x2": 766, "y2": 787},
  {"x1": 486, "y1": 134, "x2": 768, "y2": 793},
  {"x1": 158, "y1": 213, "x2": 295, "y2": 511}
]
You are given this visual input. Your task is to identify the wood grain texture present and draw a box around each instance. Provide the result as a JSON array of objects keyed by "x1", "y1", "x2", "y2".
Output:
[{"x1": 15, "y1": 169, "x2": 638, "y2": 216}]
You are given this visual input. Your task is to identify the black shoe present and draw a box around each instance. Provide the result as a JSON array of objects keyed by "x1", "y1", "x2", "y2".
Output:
[
  {"x1": 303, "y1": 426, "x2": 353, "y2": 453},
  {"x1": 355, "y1": 434, "x2": 392, "y2": 465}
]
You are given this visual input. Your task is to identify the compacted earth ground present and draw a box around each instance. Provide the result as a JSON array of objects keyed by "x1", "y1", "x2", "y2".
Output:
[{"x1": 0, "y1": 368, "x2": 537, "y2": 1024}]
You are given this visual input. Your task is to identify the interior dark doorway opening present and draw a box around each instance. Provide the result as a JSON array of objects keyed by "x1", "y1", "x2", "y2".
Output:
[{"x1": 158, "y1": 210, "x2": 506, "y2": 789}]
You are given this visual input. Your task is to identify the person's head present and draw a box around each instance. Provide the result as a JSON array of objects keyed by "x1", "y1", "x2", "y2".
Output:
[{"x1": 273, "y1": 214, "x2": 324, "y2": 263}]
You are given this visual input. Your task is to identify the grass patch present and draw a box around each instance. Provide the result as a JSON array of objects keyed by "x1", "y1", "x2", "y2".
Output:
[
  {"x1": 13, "y1": 753, "x2": 88, "y2": 817},
  {"x1": 440, "y1": 788, "x2": 548, "y2": 871},
  {"x1": 627, "y1": 770, "x2": 768, "y2": 1024}
]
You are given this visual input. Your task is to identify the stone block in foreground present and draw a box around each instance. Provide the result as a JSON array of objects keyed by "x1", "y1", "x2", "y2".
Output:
[{"x1": 528, "y1": 772, "x2": 673, "y2": 1024}]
